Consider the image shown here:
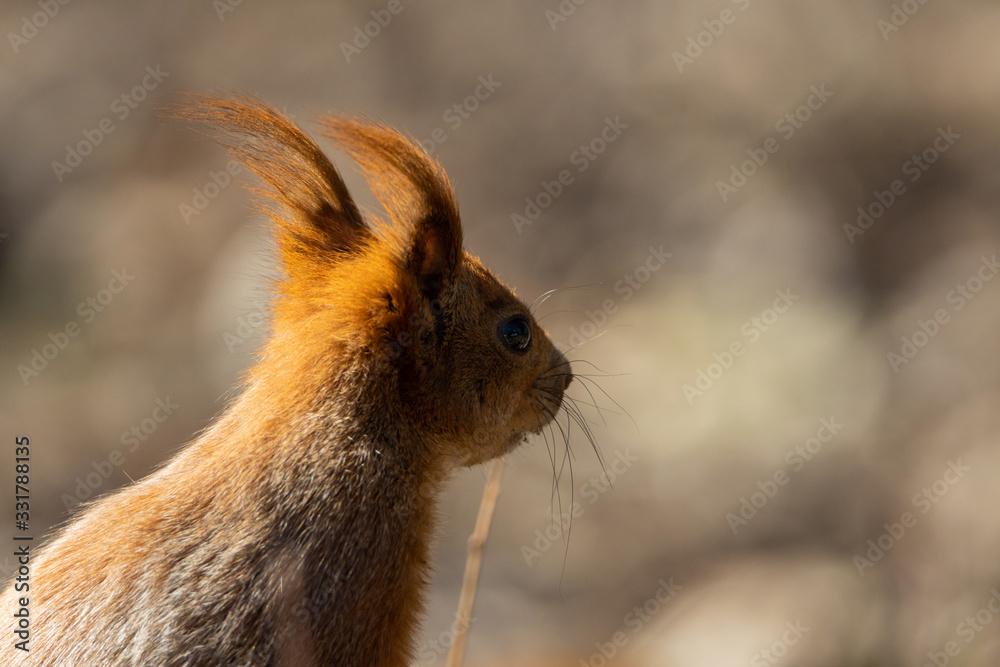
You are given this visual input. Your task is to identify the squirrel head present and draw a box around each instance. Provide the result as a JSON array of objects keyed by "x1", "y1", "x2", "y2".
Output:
[{"x1": 183, "y1": 96, "x2": 570, "y2": 469}]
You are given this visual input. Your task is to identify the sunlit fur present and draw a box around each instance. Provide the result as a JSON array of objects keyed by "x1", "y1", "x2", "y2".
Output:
[{"x1": 0, "y1": 96, "x2": 570, "y2": 666}]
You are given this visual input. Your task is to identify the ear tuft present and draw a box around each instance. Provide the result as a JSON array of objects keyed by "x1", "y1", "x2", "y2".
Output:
[
  {"x1": 320, "y1": 116, "x2": 463, "y2": 298},
  {"x1": 171, "y1": 94, "x2": 371, "y2": 259}
]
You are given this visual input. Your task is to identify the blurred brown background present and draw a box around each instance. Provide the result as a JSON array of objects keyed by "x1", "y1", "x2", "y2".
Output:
[{"x1": 3, "y1": 2, "x2": 1000, "y2": 665}]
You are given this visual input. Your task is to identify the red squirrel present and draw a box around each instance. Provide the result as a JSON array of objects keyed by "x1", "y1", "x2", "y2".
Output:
[{"x1": 2, "y1": 95, "x2": 571, "y2": 665}]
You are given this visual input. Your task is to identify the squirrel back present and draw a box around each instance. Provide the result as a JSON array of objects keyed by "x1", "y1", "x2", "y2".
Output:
[{"x1": 1, "y1": 96, "x2": 570, "y2": 666}]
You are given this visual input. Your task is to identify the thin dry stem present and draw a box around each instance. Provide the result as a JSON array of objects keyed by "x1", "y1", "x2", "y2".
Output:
[{"x1": 445, "y1": 457, "x2": 506, "y2": 667}]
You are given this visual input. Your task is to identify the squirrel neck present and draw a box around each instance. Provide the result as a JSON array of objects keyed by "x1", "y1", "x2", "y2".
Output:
[{"x1": 208, "y1": 354, "x2": 447, "y2": 665}]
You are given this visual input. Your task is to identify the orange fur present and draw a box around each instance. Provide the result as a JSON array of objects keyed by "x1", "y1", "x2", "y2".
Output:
[{"x1": 0, "y1": 96, "x2": 570, "y2": 665}]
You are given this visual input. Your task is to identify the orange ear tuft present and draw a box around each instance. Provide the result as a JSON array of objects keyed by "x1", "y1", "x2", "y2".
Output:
[
  {"x1": 320, "y1": 116, "x2": 463, "y2": 297},
  {"x1": 172, "y1": 94, "x2": 372, "y2": 261}
]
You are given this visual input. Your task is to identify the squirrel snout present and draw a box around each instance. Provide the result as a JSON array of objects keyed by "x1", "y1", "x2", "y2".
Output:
[{"x1": 550, "y1": 347, "x2": 572, "y2": 392}]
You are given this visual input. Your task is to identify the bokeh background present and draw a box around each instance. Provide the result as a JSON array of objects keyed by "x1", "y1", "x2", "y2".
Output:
[{"x1": 4, "y1": 2, "x2": 1000, "y2": 665}]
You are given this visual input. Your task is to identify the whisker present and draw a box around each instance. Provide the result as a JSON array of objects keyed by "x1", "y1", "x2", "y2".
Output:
[
  {"x1": 559, "y1": 412, "x2": 574, "y2": 594},
  {"x1": 537, "y1": 399, "x2": 571, "y2": 486},
  {"x1": 531, "y1": 397, "x2": 565, "y2": 518},
  {"x1": 562, "y1": 324, "x2": 635, "y2": 353},
  {"x1": 542, "y1": 359, "x2": 628, "y2": 377},
  {"x1": 539, "y1": 370, "x2": 619, "y2": 425},
  {"x1": 570, "y1": 375, "x2": 638, "y2": 434},
  {"x1": 529, "y1": 344, "x2": 633, "y2": 591},
  {"x1": 567, "y1": 380, "x2": 612, "y2": 428},
  {"x1": 532, "y1": 402, "x2": 555, "y2": 472},
  {"x1": 534, "y1": 309, "x2": 587, "y2": 325},
  {"x1": 560, "y1": 397, "x2": 606, "y2": 473},
  {"x1": 536, "y1": 399, "x2": 573, "y2": 535},
  {"x1": 543, "y1": 391, "x2": 613, "y2": 413},
  {"x1": 537, "y1": 387, "x2": 606, "y2": 435},
  {"x1": 554, "y1": 411, "x2": 573, "y2": 486},
  {"x1": 528, "y1": 283, "x2": 604, "y2": 315},
  {"x1": 562, "y1": 395, "x2": 603, "y2": 444},
  {"x1": 556, "y1": 358, "x2": 614, "y2": 375},
  {"x1": 546, "y1": 370, "x2": 626, "y2": 380},
  {"x1": 546, "y1": 421, "x2": 562, "y2": 514}
]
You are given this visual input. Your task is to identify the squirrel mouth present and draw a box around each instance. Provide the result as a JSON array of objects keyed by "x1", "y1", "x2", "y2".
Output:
[
  {"x1": 528, "y1": 376, "x2": 569, "y2": 433},
  {"x1": 533, "y1": 350, "x2": 572, "y2": 424}
]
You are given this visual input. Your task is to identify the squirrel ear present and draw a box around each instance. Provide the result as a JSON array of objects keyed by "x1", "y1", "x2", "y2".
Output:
[
  {"x1": 408, "y1": 212, "x2": 459, "y2": 297},
  {"x1": 173, "y1": 94, "x2": 371, "y2": 259},
  {"x1": 320, "y1": 116, "x2": 463, "y2": 298}
]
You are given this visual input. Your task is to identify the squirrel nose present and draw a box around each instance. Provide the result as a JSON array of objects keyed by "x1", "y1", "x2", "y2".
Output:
[{"x1": 550, "y1": 347, "x2": 572, "y2": 391}]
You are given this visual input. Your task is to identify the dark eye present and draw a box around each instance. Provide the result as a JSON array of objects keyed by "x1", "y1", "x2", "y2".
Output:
[{"x1": 498, "y1": 316, "x2": 532, "y2": 354}]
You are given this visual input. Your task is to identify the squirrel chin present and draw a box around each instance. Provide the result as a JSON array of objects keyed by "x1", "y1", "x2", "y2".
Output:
[{"x1": 453, "y1": 430, "x2": 530, "y2": 468}]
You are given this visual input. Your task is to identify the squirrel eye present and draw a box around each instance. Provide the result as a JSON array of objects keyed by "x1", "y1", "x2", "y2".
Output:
[{"x1": 499, "y1": 316, "x2": 532, "y2": 354}]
